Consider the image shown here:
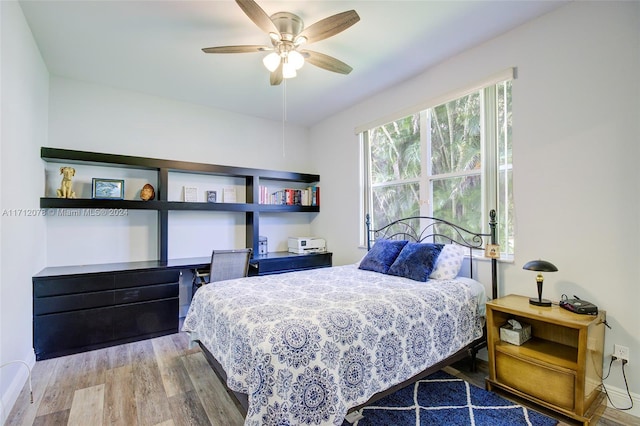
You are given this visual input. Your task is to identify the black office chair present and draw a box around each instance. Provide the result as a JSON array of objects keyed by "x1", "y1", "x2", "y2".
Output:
[{"x1": 193, "y1": 248, "x2": 252, "y2": 294}]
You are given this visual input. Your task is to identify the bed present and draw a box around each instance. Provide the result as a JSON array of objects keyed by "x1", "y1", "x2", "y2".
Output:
[{"x1": 182, "y1": 210, "x2": 498, "y2": 426}]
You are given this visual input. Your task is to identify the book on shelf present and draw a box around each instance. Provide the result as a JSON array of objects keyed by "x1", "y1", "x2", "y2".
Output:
[{"x1": 258, "y1": 185, "x2": 319, "y2": 206}]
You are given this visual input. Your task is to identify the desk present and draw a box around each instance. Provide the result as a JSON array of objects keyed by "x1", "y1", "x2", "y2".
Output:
[{"x1": 33, "y1": 252, "x2": 333, "y2": 360}]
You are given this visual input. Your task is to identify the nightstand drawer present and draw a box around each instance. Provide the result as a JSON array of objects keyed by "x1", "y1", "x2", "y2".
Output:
[{"x1": 496, "y1": 351, "x2": 576, "y2": 410}]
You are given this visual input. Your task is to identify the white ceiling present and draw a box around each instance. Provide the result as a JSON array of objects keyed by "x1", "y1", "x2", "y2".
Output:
[{"x1": 19, "y1": 0, "x2": 568, "y2": 127}]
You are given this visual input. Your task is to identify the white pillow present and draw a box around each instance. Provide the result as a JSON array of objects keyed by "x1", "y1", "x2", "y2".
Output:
[{"x1": 429, "y1": 244, "x2": 466, "y2": 280}]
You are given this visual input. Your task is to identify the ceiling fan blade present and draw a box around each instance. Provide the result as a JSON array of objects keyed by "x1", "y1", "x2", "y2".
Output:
[
  {"x1": 302, "y1": 50, "x2": 353, "y2": 74},
  {"x1": 296, "y1": 10, "x2": 360, "y2": 44},
  {"x1": 270, "y1": 63, "x2": 283, "y2": 86},
  {"x1": 236, "y1": 0, "x2": 280, "y2": 36},
  {"x1": 202, "y1": 45, "x2": 269, "y2": 54}
]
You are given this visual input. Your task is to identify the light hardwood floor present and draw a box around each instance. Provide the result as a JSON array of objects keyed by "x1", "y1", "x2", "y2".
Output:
[
  {"x1": 6, "y1": 330, "x2": 639, "y2": 426},
  {"x1": 6, "y1": 331, "x2": 244, "y2": 426}
]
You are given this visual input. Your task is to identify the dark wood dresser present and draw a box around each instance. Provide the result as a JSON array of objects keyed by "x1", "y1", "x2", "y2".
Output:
[{"x1": 33, "y1": 262, "x2": 180, "y2": 360}]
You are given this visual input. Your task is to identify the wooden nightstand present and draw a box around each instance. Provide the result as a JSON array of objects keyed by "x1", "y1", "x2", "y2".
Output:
[{"x1": 485, "y1": 294, "x2": 606, "y2": 425}]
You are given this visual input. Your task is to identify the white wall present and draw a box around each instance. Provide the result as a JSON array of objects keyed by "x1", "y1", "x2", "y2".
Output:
[
  {"x1": 0, "y1": 1, "x2": 49, "y2": 422},
  {"x1": 311, "y1": 1, "x2": 639, "y2": 415}
]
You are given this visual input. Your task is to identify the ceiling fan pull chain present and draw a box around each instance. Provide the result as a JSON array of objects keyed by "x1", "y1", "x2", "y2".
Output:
[{"x1": 282, "y1": 79, "x2": 287, "y2": 157}]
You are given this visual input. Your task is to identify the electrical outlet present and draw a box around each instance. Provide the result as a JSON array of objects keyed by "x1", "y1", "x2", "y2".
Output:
[{"x1": 613, "y1": 344, "x2": 630, "y2": 362}]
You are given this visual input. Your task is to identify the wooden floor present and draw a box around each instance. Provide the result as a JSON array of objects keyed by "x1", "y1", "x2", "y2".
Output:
[{"x1": 6, "y1": 330, "x2": 639, "y2": 426}]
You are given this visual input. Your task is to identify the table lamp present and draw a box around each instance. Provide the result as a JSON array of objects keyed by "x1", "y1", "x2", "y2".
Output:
[{"x1": 523, "y1": 259, "x2": 558, "y2": 307}]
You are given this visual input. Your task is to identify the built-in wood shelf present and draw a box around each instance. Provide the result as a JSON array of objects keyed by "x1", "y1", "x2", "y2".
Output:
[{"x1": 40, "y1": 147, "x2": 320, "y2": 261}]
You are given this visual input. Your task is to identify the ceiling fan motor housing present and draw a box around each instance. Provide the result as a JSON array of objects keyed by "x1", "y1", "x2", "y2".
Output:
[{"x1": 270, "y1": 12, "x2": 304, "y2": 41}]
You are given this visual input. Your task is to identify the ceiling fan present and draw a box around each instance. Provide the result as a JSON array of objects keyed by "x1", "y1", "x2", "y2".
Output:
[{"x1": 202, "y1": 0, "x2": 360, "y2": 85}]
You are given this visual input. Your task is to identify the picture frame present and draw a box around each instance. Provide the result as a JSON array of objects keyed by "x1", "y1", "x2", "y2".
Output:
[
  {"x1": 92, "y1": 178, "x2": 124, "y2": 200},
  {"x1": 223, "y1": 187, "x2": 236, "y2": 203},
  {"x1": 183, "y1": 186, "x2": 198, "y2": 202},
  {"x1": 206, "y1": 190, "x2": 218, "y2": 203},
  {"x1": 485, "y1": 243, "x2": 500, "y2": 259}
]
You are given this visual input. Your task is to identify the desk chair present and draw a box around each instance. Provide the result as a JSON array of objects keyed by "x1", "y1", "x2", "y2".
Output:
[{"x1": 193, "y1": 248, "x2": 252, "y2": 294}]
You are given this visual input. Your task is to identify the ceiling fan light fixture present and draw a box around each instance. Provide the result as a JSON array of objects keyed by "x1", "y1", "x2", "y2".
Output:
[
  {"x1": 282, "y1": 61, "x2": 297, "y2": 79},
  {"x1": 268, "y1": 32, "x2": 281, "y2": 44},
  {"x1": 288, "y1": 50, "x2": 305, "y2": 70},
  {"x1": 202, "y1": 1, "x2": 360, "y2": 86},
  {"x1": 263, "y1": 52, "x2": 281, "y2": 72}
]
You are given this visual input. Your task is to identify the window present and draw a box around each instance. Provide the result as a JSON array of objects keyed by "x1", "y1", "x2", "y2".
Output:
[{"x1": 361, "y1": 76, "x2": 513, "y2": 257}]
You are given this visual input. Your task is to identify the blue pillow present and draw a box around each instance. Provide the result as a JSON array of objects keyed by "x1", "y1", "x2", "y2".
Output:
[
  {"x1": 387, "y1": 242, "x2": 444, "y2": 282},
  {"x1": 359, "y1": 239, "x2": 409, "y2": 274}
]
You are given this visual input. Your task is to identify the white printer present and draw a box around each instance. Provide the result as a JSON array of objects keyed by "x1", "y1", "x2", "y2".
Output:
[{"x1": 288, "y1": 237, "x2": 326, "y2": 254}]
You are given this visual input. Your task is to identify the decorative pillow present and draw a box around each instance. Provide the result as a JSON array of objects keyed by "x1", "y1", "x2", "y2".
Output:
[
  {"x1": 387, "y1": 242, "x2": 444, "y2": 282},
  {"x1": 429, "y1": 244, "x2": 467, "y2": 280},
  {"x1": 358, "y1": 239, "x2": 409, "y2": 274}
]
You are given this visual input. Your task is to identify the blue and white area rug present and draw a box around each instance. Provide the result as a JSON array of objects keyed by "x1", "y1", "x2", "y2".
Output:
[{"x1": 344, "y1": 370, "x2": 558, "y2": 426}]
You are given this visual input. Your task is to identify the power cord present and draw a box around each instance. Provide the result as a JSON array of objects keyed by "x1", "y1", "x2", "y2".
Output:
[
  {"x1": 602, "y1": 356, "x2": 633, "y2": 411},
  {"x1": 0, "y1": 360, "x2": 33, "y2": 421},
  {"x1": 595, "y1": 316, "x2": 631, "y2": 412},
  {"x1": 0, "y1": 361, "x2": 33, "y2": 403}
]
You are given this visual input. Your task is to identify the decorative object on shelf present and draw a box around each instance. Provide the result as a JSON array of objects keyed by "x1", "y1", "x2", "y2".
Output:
[
  {"x1": 183, "y1": 186, "x2": 198, "y2": 202},
  {"x1": 258, "y1": 236, "x2": 268, "y2": 255},
  {"x1": 140, "y1": 183, "x2": 155, "y2": 201},
  {"x1": 523, "y1": 259, "x2": 558, "y2": 307},
  {"x1": 206, "y1": 190, "x2": 217, "y2": 203},
  {"x1": 485, "y1": 243, "x2": 500, "y2": 259},
  {"x1": 223, "y1": 187, "x2": 236, "y2": 203},
  {"x1": 56, "y1": 166, "x2": 76, "y2": 198},
  {"x1": 92, "y1": 178, "x2": 124, "y2": 200},
  {"x1": 499, "y1": 319, "x2": 532, "y2": 345}
]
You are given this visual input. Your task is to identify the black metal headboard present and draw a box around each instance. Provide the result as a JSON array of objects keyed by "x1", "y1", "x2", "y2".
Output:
[{"x1": 366, "y1": 210, "x2": 498, "y2": 299}]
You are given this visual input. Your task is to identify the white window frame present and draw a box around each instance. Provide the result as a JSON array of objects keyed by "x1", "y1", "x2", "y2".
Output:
[{"x1": 359, "y1": 69, "x2": 514, "y2": 256}]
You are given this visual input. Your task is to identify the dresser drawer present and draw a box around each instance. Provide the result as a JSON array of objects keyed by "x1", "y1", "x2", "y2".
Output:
[
  {"x1": 112, "y1": 298, "x2": 178, "y2": 339},
  {"x1": 34, "y1": 274, "x2": 114, "y2": 297},
  {"x1": 34, "y1": 297, "x2": 178, "y2": 360},
  {"x1": 496, "y1": 351, "x2": 576, "y2": 410},
  {"x1": 34, "y1": 281, "x2": 178, "y2": 314},
  {"x1": 115, "y1": 270, "x2": 180, "y2": 288},
  {"x1": 34, "y1": 305, "x2": 114, "y2": 358},
  {"x1": 114, "y1": 282, "x2": 178, "y2": 304},
  {"x1": 34, "y1": 290, "x2": 115, "y2": 315}
]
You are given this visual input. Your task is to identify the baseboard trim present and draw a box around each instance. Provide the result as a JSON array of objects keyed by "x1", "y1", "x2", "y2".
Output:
[
  {"x1": 0, "y1": 349, "x2": 36, "y2": 425},
  {"x1": 604, "y1": 382, "x2": 639, "y2": 419}
]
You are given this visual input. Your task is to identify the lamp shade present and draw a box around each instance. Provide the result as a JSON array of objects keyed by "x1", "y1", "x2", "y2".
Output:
[
  {"x1": 263, "y1": 52, "x2": 281, "y2": 72},
  {"x1": 523, "y1": 259, "x2": 557, "y2": 307},
  {"x1": 523, "y1": 260, "x2": 558, "y2": 272},
  {"x1": 282, "y1": 61, "x2": 297, "y2": 79},
  {"x1": 288, "y1": 50, "x2": 305, "y2": 70}
]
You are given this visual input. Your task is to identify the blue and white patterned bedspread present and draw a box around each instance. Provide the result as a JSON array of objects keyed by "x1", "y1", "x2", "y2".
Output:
[{"x1": 182, "y1": 264, "x2": 485, "y2": 426}]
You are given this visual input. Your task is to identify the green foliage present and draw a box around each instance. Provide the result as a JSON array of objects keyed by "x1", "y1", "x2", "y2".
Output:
[
  {"x1": 430, "y1": 93, "x2": 481, "y2": 232},
  {"x1": 369, "y1": 114, "x2": 421, "y2": 228},
  {"x1": 368, "y1": 82, "x2": 513, "y2": 256}
]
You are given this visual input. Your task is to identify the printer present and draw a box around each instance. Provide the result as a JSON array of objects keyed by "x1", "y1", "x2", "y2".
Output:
[{"x1": 288, "y1": 237, "x2": 326, "y2": 254}]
